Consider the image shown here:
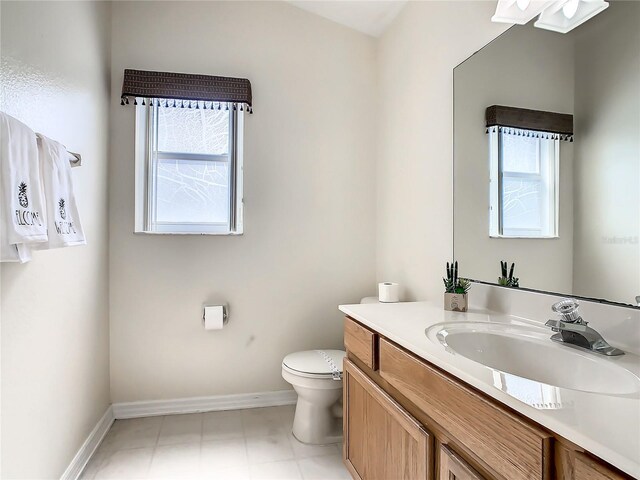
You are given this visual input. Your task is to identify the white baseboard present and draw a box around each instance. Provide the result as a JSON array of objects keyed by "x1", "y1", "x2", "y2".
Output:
[
  {"x1": 112, "y1": 389, "x2": 297, "y2": 419},
  {"x1": 60, "y1": 406, "x2": 115, "y2": 480}
]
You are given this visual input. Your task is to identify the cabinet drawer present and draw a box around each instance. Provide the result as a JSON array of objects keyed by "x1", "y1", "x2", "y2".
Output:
[
  {"x1": 439, "y1": 444, "x2": 486, "y2": 480},
  {"x1": 344, "y1": 317, "x2": 378, "y2": 370},
  {"x1": 379, "y1": 338, "x2": 552, "y2": 480},
  {"x1": 574, "y1": 453, "x2": 628, "y2": 480}
]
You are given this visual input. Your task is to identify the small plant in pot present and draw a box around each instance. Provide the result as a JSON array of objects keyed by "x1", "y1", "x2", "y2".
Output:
[
  {"x1": 498, "y1": 261, "x2": 520, "y2": 288},
  {"x1": 443, "y1": 261, "x2": 471, "y2": 312}
]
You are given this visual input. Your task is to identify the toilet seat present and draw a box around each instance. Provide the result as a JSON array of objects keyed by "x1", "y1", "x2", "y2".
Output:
[{"x1": 282, "y1": 350, "x2": 345, "y2": 380}]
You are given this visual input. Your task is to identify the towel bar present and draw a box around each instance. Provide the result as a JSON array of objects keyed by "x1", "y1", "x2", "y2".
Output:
[
  {"x1": 35, "y1": 134, "x2": 81, "y2": 167},
  {"x1": 68, "y1": 151, "x2": 81, "y2": 167}
]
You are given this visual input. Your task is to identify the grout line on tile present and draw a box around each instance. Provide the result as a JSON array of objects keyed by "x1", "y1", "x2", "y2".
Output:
[
  {"x1": 142, "y1": 447, "x2": 154, "y2": 480},
  {"x1": 154, "y1": 416, "x2": 165, "y2": 448},
  {"x1": 295, "y1": 458, "x2": 306, "y2": 480}
]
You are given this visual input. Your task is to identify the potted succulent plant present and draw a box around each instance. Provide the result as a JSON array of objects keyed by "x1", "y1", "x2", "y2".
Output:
[
  {"x1": 443, "y1": 261, "x2": 471, "y2": 312},
  {"x1": 498, "y1": 261, "x2": 519, "y2": 288}
]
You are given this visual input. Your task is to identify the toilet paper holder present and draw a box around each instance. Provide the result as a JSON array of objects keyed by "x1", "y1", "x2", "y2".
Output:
[{"x1": 202, "y1": 304, "x2": 229, "y2": 327}]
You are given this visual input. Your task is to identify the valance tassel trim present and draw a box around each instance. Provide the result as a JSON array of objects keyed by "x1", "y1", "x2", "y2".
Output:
[
  {"x1": 120, "y1": 95, "x2": 252, "y2": 114},
  {"x1": 485, "y1": 125, "x2": 574, "y2": 142}
]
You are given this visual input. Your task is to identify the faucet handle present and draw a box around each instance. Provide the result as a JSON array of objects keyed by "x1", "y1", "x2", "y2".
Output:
[{"x1": 551, "y1": 299, "x2": 585, "y2": 324}]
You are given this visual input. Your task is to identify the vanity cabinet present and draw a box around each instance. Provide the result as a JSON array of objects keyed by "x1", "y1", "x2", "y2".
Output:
[
  {"x1": 378, "y1": 337, "x2": 551, "y2": 480},
  {"x1": 342, "y1": 316, "x2": 635, "y2": 480}
]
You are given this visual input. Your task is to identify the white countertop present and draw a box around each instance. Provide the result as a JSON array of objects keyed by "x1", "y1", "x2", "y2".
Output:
[{"x1": 339, "y1": 301, "x2": 640, "y2": 478}]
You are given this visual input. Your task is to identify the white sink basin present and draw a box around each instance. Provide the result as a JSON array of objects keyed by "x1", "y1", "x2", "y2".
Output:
[{"x1": 426, "y1": 322, "x2": 640, "y2": 395}]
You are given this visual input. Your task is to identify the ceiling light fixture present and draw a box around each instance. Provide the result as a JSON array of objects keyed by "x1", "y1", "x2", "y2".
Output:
[
  {"x1": 534, "y1": 0, "x2": 609, "y2": 33},
  {"x1": 491, "y1": 0, "x2": 555, "y2": 24}
]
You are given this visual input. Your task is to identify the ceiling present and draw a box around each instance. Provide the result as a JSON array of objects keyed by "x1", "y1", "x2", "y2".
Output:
[{"x1": 287, "y1": 1, "x2": 408, "y2": 37}]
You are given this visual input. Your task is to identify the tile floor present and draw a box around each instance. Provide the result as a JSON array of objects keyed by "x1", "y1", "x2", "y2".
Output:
[{"x1": 81, "y1": 405, "x2": 350, "y2": 480}]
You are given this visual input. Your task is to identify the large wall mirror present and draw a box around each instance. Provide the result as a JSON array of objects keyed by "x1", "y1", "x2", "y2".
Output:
[{"x1": 454, "y1": 1, "x2": 639, "y2": 308}]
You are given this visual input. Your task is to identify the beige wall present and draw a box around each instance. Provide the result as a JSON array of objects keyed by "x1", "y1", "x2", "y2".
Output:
[
  {"x1": 573, "y1": 2, "x2": 640, "y2": 305},
  {"x1": 0, "y1": 2, "x2": 111, "y2": 478},
  {"x1": 1, "y1": 1, "x2": 635, "y2": 476},
  {"x1": 109, "y1": 1, "x2": 377, "y2": 402},
  {"x1": 454, "y1": 23, "x2": 575, "y2": 294},
  {"x1": 376, "y1": 1, "x2": 508, "y2": 300}
]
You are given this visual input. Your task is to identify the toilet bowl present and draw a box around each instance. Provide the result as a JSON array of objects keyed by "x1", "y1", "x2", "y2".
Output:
[{"x1": 282, "y1": 349, "x2": 346, "y2": 445}]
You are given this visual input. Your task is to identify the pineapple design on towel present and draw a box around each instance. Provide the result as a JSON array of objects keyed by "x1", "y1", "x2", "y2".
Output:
[
  {"x1": 18, "y1": 182, "x2": 28, "y2": 208},
  {"x1": 59, "y1": 198, "x2": 66, "y2": 220},
  {"x1": 14, "y1": 181, "x2": 44, "y2": 227},
  {"x1": 55, "y1": 197, "x2": 77, "y2": 235}
]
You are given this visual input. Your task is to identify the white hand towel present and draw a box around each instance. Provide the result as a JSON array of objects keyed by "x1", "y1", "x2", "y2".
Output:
[
  {"x1": 34, "y1": 134, "x2": 86, "y2": 249},
  {"x1": 0, "y1": 242, "x2": 32, "y2": 263},
  {"x1": 1, "y1": 197, "x2": 32, "y2": 262},
  {"x1": 1, "y1": 112, "x2": 48, "y2": 263}
]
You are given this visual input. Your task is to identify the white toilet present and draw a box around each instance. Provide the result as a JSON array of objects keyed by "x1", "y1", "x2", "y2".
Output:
[{"x1": 282, "y1": 349, "x2": 346, "y2": 445}]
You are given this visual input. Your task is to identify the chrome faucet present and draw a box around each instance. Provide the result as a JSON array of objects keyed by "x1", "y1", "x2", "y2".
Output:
[{"x1": 545, "y1": 299, "x2": 624, "y2": 356}]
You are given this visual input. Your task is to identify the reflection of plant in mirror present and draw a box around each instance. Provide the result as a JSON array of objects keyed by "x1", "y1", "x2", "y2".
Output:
[
  {"x1": 443, "y1": 261, "x2": 472, "y2": 294},
  {"x1": 498, "y1": 261, "x2": 520, "y2": 287}
]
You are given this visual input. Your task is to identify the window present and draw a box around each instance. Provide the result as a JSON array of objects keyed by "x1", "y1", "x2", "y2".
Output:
[
  {"x1": 134, "y1": 101, "x2": 243, "y2": 234},
  {"x1": 489, "y1": 128, "x2": 559, "y2": 238}
]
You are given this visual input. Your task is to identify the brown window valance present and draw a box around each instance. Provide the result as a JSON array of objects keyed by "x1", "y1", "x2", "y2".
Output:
[
  {"x1": 120, "y1": 69, "x2": 252, "y2": 113},
  {"x1": 486, "y1": 105, "x2": 572, "y2": 141}
]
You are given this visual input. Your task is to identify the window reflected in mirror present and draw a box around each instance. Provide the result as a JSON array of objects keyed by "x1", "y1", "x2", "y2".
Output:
[{"x1": 489, "y1": 129, "x2": 559, "y2": 238}]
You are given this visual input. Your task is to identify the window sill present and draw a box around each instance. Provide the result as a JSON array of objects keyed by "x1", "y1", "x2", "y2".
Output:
[
  {"x1": 489, "y1": 235, "x2": 559, "y2": 239},
  {"x1": 133, "y1": 231, "x2": 243, "y2": 236}
]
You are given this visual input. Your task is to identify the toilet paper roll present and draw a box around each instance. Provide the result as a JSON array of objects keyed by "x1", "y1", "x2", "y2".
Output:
[
  {"x1": 378, "y1": 282, "x2": 400, "y2": 303},
  {"x1": 203, "y1": 305, "x2": 227, "y2": 330}
]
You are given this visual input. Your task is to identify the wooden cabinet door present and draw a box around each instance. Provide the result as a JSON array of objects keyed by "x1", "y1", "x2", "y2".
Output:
[
  {"x1": 574, "y1": 453, "x2": 628, "y2": 480},
  {"x1": 439, "y1": 445, "x2": 486, "y2": 480},
  {"x1": 343, "y1": 359, "x2": 432, "y2": 480}
]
